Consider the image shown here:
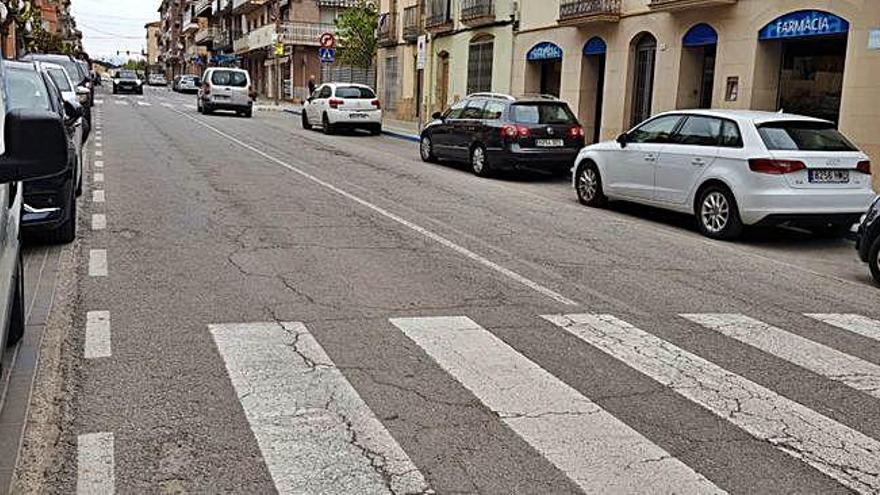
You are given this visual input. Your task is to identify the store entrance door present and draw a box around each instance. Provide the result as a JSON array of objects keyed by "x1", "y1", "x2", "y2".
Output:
[{"x1": 778, "y1": 36, "x2": 847, "y2": 124}]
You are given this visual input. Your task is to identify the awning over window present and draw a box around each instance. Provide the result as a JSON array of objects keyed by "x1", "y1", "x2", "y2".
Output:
[
  {"x1": 527, "y1": 42, "x2": 563, "y2": 61},
  {"x1": 759, "y1": 10, "x2": 849, "y2": 41},
  {"x1": 683, "y1": 24, "x2": 718, "y2": 47},
  {"x1": 583, "y1": 37, "x2": 607, "y2": 56}
]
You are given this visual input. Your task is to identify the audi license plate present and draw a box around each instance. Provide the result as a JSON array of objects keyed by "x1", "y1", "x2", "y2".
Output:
[
  {"x1": 536, "y1": 139, "x2": 564, "y2": 147},
  {"x1": 808, "y1": 169, "x2": 850, "y2": 184},
  {"x1": 350, "y1": 113, "x2": 368, "y2": 119}
]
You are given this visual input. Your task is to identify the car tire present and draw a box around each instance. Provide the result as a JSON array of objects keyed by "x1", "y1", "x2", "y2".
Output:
[
  {"x1": 470, "y1": 144, "x2": 491, "y2": 177},
  {"x1": 48, "y1": 191, "x2": 76, "y2": 245},
  {"x1": 419, "y1": 135, "x2": 437, "y2": 163},
  {"x1": 869, "y1": 236, "x2": 880, "y2": 286},
  {"x1": 243, "y1": 108, "x2": 253, "y2": 118},
  {"x1": 322, "y1": 113, "x2": 334, "y2": 135},
  {"x1": 696, "y1": 184, "x2": 743, "y2": 240},
  {"x1": 302, "y1": 112, "x2": 312, "y2": 130},
  {"x1": 6, "y1": 253, "x2": 24, "y2": 348},
  {"x1": 203, "y1": 103, "x2": 213, "y2": 115},
  {"x1": 575, "y1": 162, "x2": 607, "y2": 207},
  {"x1": 370, "y1": 124, "x2": 382, "y2": 136}
]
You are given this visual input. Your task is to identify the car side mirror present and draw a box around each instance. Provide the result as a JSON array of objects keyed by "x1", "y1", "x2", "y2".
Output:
[
  {"x1": 616, "y1": 133, "x2": 629, "y2": 148},
  {"x1": 64, "y1": 100, "x2": 84, "y2": 123},
  {"x1": 0, "y1": 109, "x2": 70, "y2": 183},
  {"x1": 432, "y1": 111, "x2": 443, "y2": 120}
]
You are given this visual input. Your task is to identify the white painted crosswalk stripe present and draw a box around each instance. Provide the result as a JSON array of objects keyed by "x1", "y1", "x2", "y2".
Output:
[
  {"x1": 806, "y1": 314, "x2": 880, "y2": 343},
  {"x1": 391, "y1": 316, "x2": 723, "y2": 494},
  {"x1": 682, "y1": 314, "x2": 880, "y2": 399},
  {"x1": 210, "y1": 322, "x2": 430, "y2": 495},
  {"x1": 543, "y1": 314, "x2": 880, "y2": 494},
  {"x1": 77, "y1": 432, "x2": 114, "y2": 494}
]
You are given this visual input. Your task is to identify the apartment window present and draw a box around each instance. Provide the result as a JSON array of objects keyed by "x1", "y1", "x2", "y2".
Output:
[
  {"x1": 384, "y1": 55, "x2": 399, "y2": 111},
  {"x1": 467, "y1": 35, "x2": 494, "y2": 94}
]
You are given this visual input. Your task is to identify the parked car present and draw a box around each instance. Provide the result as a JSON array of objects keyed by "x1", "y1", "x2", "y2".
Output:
[
  {"x1": 4, "y1": 60, "x2": 82, "y2": 243},
  {"x1": 174, "y1": 75, "x2": 200, "y2": 94},
  {"x1": 20, "y1": 53, "x2": 92, "y2": 139},
  {"x1": 197, "y1": 68, "x2": 254, "y2": 117},
  {"x1": 856, "y1": 195, "x2": 880, "y2": 285},
  {"x1": 112, "y1": 70, "x2": 143, "y2": 95},
  {"x1": 41, "y1": 63, "x2": 84, "y2": 196},
  {"x1": 148, "y1": 73, "x2": 168, "y2": 86},
  {"x1": 302, "y1": 83, "x2": 382, "y2": 135},
  {"x1": 419, "y1": 93, "x2": 584, "y2": 177},
  {"x1": 573, "y1": 110, "x2": 875, "y2": 240}
]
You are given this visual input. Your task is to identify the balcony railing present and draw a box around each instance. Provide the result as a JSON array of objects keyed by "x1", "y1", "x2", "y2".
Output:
[
  {"x1": 194, "y1": 0, "x2": 213, "y2": 16},
  {"x1": 315, "y1": 0, "x2": 360, "y2": 7},
  {"x1": 247, "y1": 24, "x2": 276, "y2": 50},
  {"x1": 195, "y1": 26, "x2": 218, "y2": 45},
  {"x1": 231, "y1": 0, "x2": 268, "y2": 15},
  {"x1": 233, "y1": 34, "x2": 250, "y2": 53},
  {"x1": 402, "y1": 5, "x2": 421, "y2": 43},
  {"x1": 279, "y1": 22, "x2": 337, "y2": 46},
  {"x1": 182, "y1": 21, "x2": 200, "y2": 35},
  {"x1": 558, "y1": 0, "x2": 621, "y2": 25},
  {"x1": 377, "y1": 13, "x2": 398, "y2": 47},
  {"x1": 425, "y1": 8, "x2": 453, "y2": 34},
  {"x1": 460, "y1": 0, "x2": 494, "y2": 27},
  {"x1": 648, "y1": 0, "x2": 736, "y2": 12},
  {"x1": 214, "y1": 30, "x2": 233, "y2": 51}
]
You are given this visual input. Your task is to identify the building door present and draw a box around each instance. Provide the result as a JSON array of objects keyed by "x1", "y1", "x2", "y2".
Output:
[
  {"x1": 581, "y1": 37, "x2": 608, "y2": 144},
  {"x1": 698, "y1": 45, "x2": 716, "y2": 109},
  {"x1": 631, "y1": 33, "x2": 657, "y2": 127},
  {"x1": 539, "y1": 61, "x2": 562, "y2": 97},
  {"x1": 778, "y1": 36, "x2": 847, "y2": 124}
]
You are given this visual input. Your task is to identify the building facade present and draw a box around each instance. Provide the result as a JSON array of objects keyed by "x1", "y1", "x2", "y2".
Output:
[
  {"x1": 158, "y1": 0, "x2": 184, "y2": 79},
  {"x1": 0, "y1": 0, "x2": 82, "y2": 58},
  {"x1": 146, "y1": 21, "x2": 162, "y2": 65}
]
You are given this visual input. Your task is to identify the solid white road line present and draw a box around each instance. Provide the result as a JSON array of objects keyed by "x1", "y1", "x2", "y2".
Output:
[
  {"x1": 94, "y1": 173, "x2": 104, "y2": 183},
  {"x1": 543, "y1": 314, "x2": 880, "y2": 494},
  {"x1": 682, "y1": 314, "x2": 880, "y2": 399},
  {"x1": 806, "y1": 314, "x2": 880, "y2": 343},
  {"x1": 94, "y1": 160, "x2": 103, "y2": 168},
  {"x1": 92, "y1": 190, "x2": 105, "y2": 203},
  {"x1": 89, "y1": 250, "x2": 108, "y2": 277},
  {"x1": 77, "y1": 432, "x2": 114, "y2": 494},
  {"x1": 174, "y1": 110, "x2": 578, "y2": 306},
  {"x1": 390, "y1": 316, "x2": 722, "y2": 494},
  {"x1": 91, "y1": 214, "x2": 106, "y2": 231},
  {"x1": 85, "y1": 311, "x2": 111, "y2": 359},
  {"x1": 210, "y1": 322, "x2": 430, "y2": 494}
]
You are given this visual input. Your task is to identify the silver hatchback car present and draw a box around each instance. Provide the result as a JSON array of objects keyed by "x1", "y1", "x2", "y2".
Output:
[{"x1": 197, "y1": 68, "x2": 254, "y2": 118}]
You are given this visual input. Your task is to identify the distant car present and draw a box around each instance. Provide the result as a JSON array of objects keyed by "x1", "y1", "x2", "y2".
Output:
[
  {"x1": 573, "y1": 110, "x2": 875, "y2": 240},
  {"x1": 302, "y1": 83, "x2": 382, "y2": 135},
  {"x1": 856, "y1": 195, "x2": 880, "y2": 285},
  {"x1": 419, "y1": 93, "x2": 584, "y2": 177},
  {"x1": 148, "y1": 73, "x2": 167, "y2": 86},
  {"x1": 174, "y1": 75, "x2": 200, "y2": 94},
  {"x1": 112, "y1": 70, "x2": 143, "y2": 95},
  {"x1": 197, "y1": 68, "x2": 254, "y2": 118}
]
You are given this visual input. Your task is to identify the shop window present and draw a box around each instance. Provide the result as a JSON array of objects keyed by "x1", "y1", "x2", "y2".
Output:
[
  {"x1": 630, "y1": 33, "x2": 657, "y2": 127},
  {"x1": 467, "y1": 35, "x2": 494, "y2": 94},
  {"x1": 778, "y1": 37, "x2": 847, "y2": 124}
]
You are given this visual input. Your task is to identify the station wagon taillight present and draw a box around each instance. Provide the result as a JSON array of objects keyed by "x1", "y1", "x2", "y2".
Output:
[
  {"x1": 501, "y1": 124, "x2": 531, "y2": 139},
  {"x1": 748, "y1": 158, "x2": 807, "y2": 175},
  {"x1": 569, "y1": 126, "x2": 585, "y2": 138},
  {"x1": 371, "y1": 99, "x2": 381, "y2": 109},
  {"x1": 856, "y1": 160, "x2": 872, "y2": 174},
  {"x1": 329, "y1": 98, "x2": 344, "y2": 109}
]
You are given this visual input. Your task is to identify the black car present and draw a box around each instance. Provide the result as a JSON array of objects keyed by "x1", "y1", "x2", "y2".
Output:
[
  {"x1": 113, "y1": 70, "x2": 143, "y2": 94},
  {"x1": 856, "y1": 195, "x2": 880, "y2": 285},
  {"x1": 20, "y1": 53, "x2": 92, "y2": 138},
  {"x1": 4, "y1": 60, "x2": 81, "y2": 243},
  {"x1": 419, "y1": 93, "x2": 585, "y2": 177}
]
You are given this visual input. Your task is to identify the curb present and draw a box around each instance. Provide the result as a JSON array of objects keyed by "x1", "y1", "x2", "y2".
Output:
[{"x1": 282, "y1": 108, "x2": 420, "y2": 142}]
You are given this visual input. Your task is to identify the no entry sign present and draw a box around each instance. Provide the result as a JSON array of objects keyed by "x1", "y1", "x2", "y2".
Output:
[{"x1": 319, "y1": 32, "x2": 336, "y2": 48}]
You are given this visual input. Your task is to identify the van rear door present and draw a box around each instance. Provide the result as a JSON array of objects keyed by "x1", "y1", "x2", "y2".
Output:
[{"x1": 210, "y1": 70, "x2": 250, "y2": 106}]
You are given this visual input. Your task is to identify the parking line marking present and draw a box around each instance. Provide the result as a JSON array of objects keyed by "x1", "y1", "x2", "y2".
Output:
[
  {"x1": 806, "y1": 314, "x2": 880, "y2": 343},
  {"x1": 92, "y1": 190, "x2": 105, "y2": 203},
  {"x1": 543, "y1": 313, "x2": 880, "y2": 494},
  {"x1": 77, "y1": 432, "x2": 114, "y2": 494},
  {"x1": 94, "y1": 173, "x2": 104, "y2": 183},
  {"x1": 89, "y1": 250, "x2": 107, "y2": 277},
  {"x1": 391, "y1": 316, "x2": 722, "y2": 494},
  {"x1": 91, "y1": 214, "x2": 106, "y2": 231},
  {"x1": 95, "y1": 142, "x2": 102, "y2": 148},
  {"x1": 94, "y1": 99, "x2": 103, "y2": 105},
  {"x1": 85, "y1": 311, "x2": 111, "y2": 359},
  {"x1": 176, "y1": 111, "x2": 578, "y2": 307},
  {"x1": 94, "y1": 161, "x2": 103, "y2": 168},
  {"x1": 95, "y1": 151, "x2": 103, "y2": 157}
]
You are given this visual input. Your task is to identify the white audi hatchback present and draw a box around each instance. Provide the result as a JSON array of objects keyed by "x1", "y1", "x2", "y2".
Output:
[
  {"x1": 573, "y1": 110, "x2": 875, "y2": 240},
  {"x1": 302, "y1": 83, "x2": 382, "y2": 135}
]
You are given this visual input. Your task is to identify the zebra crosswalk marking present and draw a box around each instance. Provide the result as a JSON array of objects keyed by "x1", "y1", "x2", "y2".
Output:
[
  {"x1": 390, "y1": 316, "x2": 724, "y2": 494},
  {"x1": 543, "y1": 313, "x2": 880, "y2": 494},
  {"x1": 806, "y1": 314, "x2": 880, "y2": 343}
]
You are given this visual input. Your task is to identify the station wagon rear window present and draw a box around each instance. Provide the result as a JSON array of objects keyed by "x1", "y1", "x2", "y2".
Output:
[
  {"x1": 512, "y1": 103, "x2": 576, "y2": 125},
  {"x1": 335, "y1": 86, "x2": 375, "y2": 99},
  {"x1": 757, "y1": 121, "x2": 857, "y2": 152},
  {"x1": 211, "y1": 71, "x2": 247, "y2": 87}
]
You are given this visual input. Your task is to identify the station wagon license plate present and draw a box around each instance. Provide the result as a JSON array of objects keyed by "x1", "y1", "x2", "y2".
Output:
[
  {"x1": 536, "y1": 139, "x2": 564, "y2": 147},
  {"x1": 808, "y1": 169, "x2": 850, "y2": 184},
  {"x1": 350, "y1": 112, "x2": 368, "y2": 119}
]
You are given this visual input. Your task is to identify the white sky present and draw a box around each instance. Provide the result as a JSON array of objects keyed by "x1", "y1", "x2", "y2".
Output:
[{"x1": 70, "y1": 0, "x2": 160, "y2": 61}]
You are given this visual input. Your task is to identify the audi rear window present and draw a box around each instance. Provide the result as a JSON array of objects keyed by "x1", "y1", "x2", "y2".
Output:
[
  {"x1": 758, "y1": 121, "x2": 857, "y2": 152},
  {"x1": 211, "y1": 70, "x2": 247, "y2": 87},
  {"x1": 512, "y1": 103, "x2": 576, "y2": 125},
  {"x1": 335, "y1": 86, "x2": 375, "y2": 99}
]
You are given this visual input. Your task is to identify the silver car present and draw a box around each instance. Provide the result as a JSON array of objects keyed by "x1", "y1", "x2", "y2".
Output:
[{"x1": 197, "y1": 68, "x2": 253, "y2": 118}]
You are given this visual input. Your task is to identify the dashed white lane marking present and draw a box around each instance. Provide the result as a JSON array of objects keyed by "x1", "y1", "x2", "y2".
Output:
[
  {"x1": 88, "y1": 250, "x2": 107, "y2": 277},
  {"x1": 114, "y1": 100, "x2": 128, "y2": 106},
  {"x1": 183, "y1": 104, "x2": 196, "y2": 110},
  {"x1": 85, "y1": 311, "x2": 111, "y2": 359},
  {"x1": 136, "y1": 101, "x2": 151, "y2": 107},
  {"x1": 92, "y1": 190, "x2": 105, "y2": 203},
  {"x1": 210, "y1": 322, "x2": 431, "y2": 494},
  {"x1": 682, "y1": 314, "x2": 880, "y2": 400},
  {"x1": 543, "y1": 313, "x2": 880, "y2": 494},
  {"x1": 94, "y1": 161, "x2": 103, "y2": 169},
  {"x1": 391, "y1": 316, "x2": 722, "y2": 493},
  {"x1": 806, "y1": 314, "x2": 880, "y2": 343},
  {"x1": 95, "y1": 151, "x2": 103, "y2": 157},
  {"x1": 77, "y1": 432, "x2": 114, "y2": 494},
  {"x1": 91, "y1": 214, "x2": 106, "y2": 231},
  {"x1": 94, "y1": 99, "x2": 104, "y2": 105},
  {"x1": 94, "y1": 173, "x2": 104, "y2": 183},
  {"x1": 177, "y1": 111, "x2": 578, "y2": 306},
  {"x1": 161, "y1": 102, "x2": 174, "y2": 108},
  {"x1": 95, "y1": 142, "x2": 102, "y2": 148}
]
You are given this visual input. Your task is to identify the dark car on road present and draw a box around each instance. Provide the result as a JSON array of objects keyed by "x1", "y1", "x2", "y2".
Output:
[
  {"x1": 856, "y1": 195, "x2": 880, "y2": 285},
  {"x1": 112, "y1": 70, "x2": 143, "y2": 95},
  {"x1": 419, "y1": 93, "x2": 585, "y2": 177},
  {"x1": 4, "y1": 61, "x2": 82, "y2": 243}
]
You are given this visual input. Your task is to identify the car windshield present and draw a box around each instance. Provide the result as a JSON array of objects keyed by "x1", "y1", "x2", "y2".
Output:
[
  {"x1": 211, "y1": 71, "x2": 247, "y2": 87},
  {"x1": 47, "y1": 68, "x2": 72, "y2": 92},
  {"x1": 335, "y1": 86, "x2": 375, "y2": 99},
  {"x1": 757, "y1": 121, "x2": 858, "y2": 152},
  {"x1": 183, "y1": 76, "x2": 200, "y2": 84},
  {"x1": 511, "y1": 103, "x2": 576, "y2": 125},
  {"x1": 6, "y1": 68, "x2": 51, "y2": 111},
  {"x1": 42, "y1": 58, "x2": 83, "y2": 84},
  {"x1": 119, "y1": 71, "x2": 138, "y2": 80}
]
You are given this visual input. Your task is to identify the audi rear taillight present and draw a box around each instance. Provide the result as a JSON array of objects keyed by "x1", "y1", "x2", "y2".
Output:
[
  {"x1": 329, "y1": 98, "x2": 344, "y2": 109},
  {"x1": 748, "y1": 158, "x2": 807, "y2": 175},
  {"x1": 857, "y1": 160, "x2": 872, "y2": 174},
  {"x1": 371, "y1": 99, "x2": 381, "y2": 109},
  {"x1": 501, "y1": 124, "x2": 530, "y2": 139},
  {"x1": 569, "y1": 126, "x2": 585, "y2": 138}
]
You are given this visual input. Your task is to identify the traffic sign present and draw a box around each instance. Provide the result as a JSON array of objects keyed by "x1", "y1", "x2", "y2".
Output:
[
  {"x1": 274, "y1": 42, "x2": 285, "y2": 56},
  {"x1": 319, "y1": 32, "x2": 336, "y2": 48},
  {"x1": 318, "y1": 47, "x2": 335, "y2": 64}
]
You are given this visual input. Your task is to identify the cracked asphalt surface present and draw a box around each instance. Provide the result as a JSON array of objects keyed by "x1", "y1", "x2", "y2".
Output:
[{"x1": 24, "y1": 86, "x2": 880, "y2": 494}]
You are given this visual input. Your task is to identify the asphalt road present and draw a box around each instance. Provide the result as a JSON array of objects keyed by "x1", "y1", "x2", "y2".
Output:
[{"x1": 17, "y1": 85, "x2": 880, "y2": 494}]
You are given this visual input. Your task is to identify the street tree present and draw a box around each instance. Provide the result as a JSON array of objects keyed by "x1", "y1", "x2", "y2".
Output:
[{"x1": 334, "y1": 0, "x2": 378, "y2": 68}]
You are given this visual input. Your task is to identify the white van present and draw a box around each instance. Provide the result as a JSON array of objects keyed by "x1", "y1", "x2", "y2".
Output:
[{"x1": 197, "y1": 68, "x2": 254, "y2": 118}]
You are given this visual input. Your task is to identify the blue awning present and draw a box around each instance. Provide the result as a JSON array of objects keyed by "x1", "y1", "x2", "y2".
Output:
[
  {"x1": 583, "y1": 37, "x2": 607, "y2": 56},
  {"x1": 759, "y1": 10, "x2": 849, "y2": 40},
  {"x1": 683, "y1": 24, "x2": 718, "y2": 47},
  {"x1": 527, "y1": 42, "x2": 563, "y2": 61}
]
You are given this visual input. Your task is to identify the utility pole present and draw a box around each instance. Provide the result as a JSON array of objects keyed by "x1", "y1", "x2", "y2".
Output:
[{"x1": 274, "y1": 0, "x2": 281, "y2": 104}]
